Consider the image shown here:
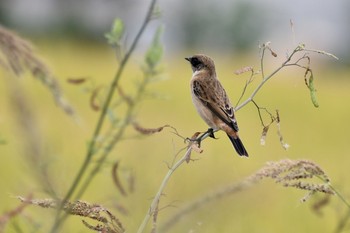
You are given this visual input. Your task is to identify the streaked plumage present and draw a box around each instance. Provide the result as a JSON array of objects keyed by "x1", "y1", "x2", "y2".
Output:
[{"x1": 185, "y1": 54, "x2": 248, "y2": 157}]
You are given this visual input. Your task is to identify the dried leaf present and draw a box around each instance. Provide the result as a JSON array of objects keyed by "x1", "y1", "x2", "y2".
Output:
[
  {"x1": 270, "y1": 50, "x2": 277, "y2": 57},
  {"x1": 112, "y1": 161, "x2": 127, "y2": 197},
  {"x1": 276, "y1": 110, "x2": 290, "y2": 150},
  {"x1": 132, "y1": 122, "x2": 171, "y2": 135},
  {"x1": 90, "y1": 86, "x2": 102, "y2": 111},
  {"x1": 234, "y1": 66, "x2": 253, "y2": 75},
  {"x1": 190, "y1": 143, "x2": 203, "y2": 154},
  {"x1": 67, "y1": 77, "x2": 88, "y2": 84},
  {"x1": 260, "y1": 125, "x2": 269, "y2": 146},
  {"x1": 186, "y1": 132, "x2": 202, "y2": 163}
]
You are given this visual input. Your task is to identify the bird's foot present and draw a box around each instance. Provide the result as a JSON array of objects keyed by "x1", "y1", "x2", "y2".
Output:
[
  {"x1": 185, "y1": 128, "x2": 217, "y2": 147},
  {"x1": 207, "y1": 128, "x2": 217, "y2": 139}
]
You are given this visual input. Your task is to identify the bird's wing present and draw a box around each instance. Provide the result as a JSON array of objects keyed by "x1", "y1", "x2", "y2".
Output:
[{"x1": 192, "y1": 79, "x2": 239, "y2": 132}]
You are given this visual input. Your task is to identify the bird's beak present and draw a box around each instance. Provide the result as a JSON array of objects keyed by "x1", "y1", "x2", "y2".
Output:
[{"x1": 185, "y1": 57, "x2": 191, "y2": 62}]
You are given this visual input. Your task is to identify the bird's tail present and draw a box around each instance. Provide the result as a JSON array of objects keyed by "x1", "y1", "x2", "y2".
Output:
[{"x1": 227, "y1": 134, "x2": 249, "y2": 157}]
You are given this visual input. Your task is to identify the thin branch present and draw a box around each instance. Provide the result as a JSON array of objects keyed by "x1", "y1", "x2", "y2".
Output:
[
  {"x1": 251, "y1": 100, "x2": 274, "y2": 127},
  {"x1": 136, "y1": 130, "x2": 215, "y2": 233},
  {"x1": 235, "y1": 45, "x2": 301, "y2": 111},
  {"x1": 136, "y1": 147, "x2": 192, "y2": 233},
  {"x1": 49, "y1": 0, "x2": 158, "y2": 232},
  {"x1": 235, "y1": 67, "x2": 255, "y2": 107}
]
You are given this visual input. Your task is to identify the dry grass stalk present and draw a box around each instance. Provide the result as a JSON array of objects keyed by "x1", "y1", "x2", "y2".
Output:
[
  {"x1": 0, "y1": 25, "x2": 74, "y2": 116},
  {"x1": 8, "y1": 78, "x2": 58, "y2": 196},
  {"x1": 17, "y1": 197, "x2": 125, "y2": 233},
  {"x1": 253, "y1": 159, "x2": 334, "y2": 200},
  {"x1": 160, "y1": 159, "x2": 334, "y2": 232}
]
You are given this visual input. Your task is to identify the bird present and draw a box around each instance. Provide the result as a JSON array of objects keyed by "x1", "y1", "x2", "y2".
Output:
[{"x1": 185, "y1": 54, "x2": 248, "y2": 157}]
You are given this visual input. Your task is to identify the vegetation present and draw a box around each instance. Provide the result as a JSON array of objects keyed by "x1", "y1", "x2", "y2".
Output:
[{"x1": 0, "y1": 1, "x2": 349, "y2": 233}]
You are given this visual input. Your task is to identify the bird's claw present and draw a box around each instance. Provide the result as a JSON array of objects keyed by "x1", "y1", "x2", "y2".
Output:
[{"x1": 207, "y1": 128, "x2": 217, "y2": 139}]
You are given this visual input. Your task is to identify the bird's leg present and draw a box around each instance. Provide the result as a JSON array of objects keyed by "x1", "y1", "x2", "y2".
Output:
[
  {"x1": 186, "y1": 128, "x2": 217, "y2": 147},
  {"x1": 207, "y1": 128, "x2": 217, "y2": 139}
]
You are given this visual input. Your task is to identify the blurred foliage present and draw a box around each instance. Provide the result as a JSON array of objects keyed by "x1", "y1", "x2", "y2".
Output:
[
  {"x1": 0, "y1": 39, "x2": 349, "y2": 232},
  {"x1": 145, "y1": 25, "x2": 163, "y2": 70},
  {"x1": 105, "y1": 19, "x2": 124, "y2": 46}
]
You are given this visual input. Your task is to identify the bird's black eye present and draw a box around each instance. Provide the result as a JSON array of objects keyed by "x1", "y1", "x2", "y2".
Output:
[{"x1": 190, "y1": 57, "x2": 202, "y2": 69}]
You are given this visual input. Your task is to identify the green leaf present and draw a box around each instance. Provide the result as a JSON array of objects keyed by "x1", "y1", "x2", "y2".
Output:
[
  {"x1": 105, "y1": 18, "x2": 124, "y2": 45},
  {"x1": 305, "y1": 70, "x2": 319, "y2": 108},
  {"x1": 145, "y1": 25, "x2": 163, "y2": 70}
]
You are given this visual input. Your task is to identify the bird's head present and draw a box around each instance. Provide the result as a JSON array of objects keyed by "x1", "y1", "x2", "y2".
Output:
[{"x1": 185, "y1": 54, "x2": 216, "y2": 75}]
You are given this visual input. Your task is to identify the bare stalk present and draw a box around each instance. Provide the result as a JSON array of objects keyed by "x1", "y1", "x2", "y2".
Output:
[
  {"x1": 136, "y1": 130, "x2": 214, "y2": 233},
  {"x1": 235, "y1": 45, "x2": 301, "y2": 111},
  {"x1": 160, "y1": 159, "x2": 336, "y2": 232},
  {"x1": 50, "y1": 0, "x2": 158, "y2": 232}
]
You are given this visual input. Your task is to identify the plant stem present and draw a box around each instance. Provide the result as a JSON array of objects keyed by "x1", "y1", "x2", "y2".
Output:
[
  {"x1": 49, "y1": 1, "x2": 157, "y2": 232},
  {"x1": 136, "y1": 130, "x2": 214, "y2": 233},
  {"x1": 235, "y1": 47, "x2": 299, "y2": 111},
  {"x1": 136, "y1": 147, "x2": 192, "y2": 233},
  {"x1": 74, "y1": 73, "x2": 151, "y2": 200}
]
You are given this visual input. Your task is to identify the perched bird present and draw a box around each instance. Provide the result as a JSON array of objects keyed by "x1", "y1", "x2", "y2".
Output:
[{"x1": 185, "y1": 54, "x2": 248, "y2": 157}]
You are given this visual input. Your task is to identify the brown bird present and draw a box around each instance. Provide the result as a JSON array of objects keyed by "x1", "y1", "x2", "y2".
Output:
[{"x1": 185, "y1": 54, "x2": 248, "y2": 157}]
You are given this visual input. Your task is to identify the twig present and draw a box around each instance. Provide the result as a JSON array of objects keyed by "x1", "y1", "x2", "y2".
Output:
[
  {"x1": 136, "y1": 130, "x2": 214, "y2": 233},
  {"x1": 136, "y1": 147, "x2": 192, "y2": 233},
  {"x1": 235, "y1": 46, "x2": 300, "y2": 111}
]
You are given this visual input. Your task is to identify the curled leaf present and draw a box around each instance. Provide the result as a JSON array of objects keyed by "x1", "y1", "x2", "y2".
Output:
[
  {"x1": 132, "y1": 122, "x2": 171, "y2": 135},
  {"x1": 112, "y1": 161, "x2": 127, "y2": 197},
  {"x1": 90, "y1": 86, "x2": 102, "y2": 111},
  {"x1": 304, "y1": 69, "x2": 319, "y2": 108}
]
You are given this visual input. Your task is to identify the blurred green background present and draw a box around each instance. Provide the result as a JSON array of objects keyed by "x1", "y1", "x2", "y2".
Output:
[{"x1": 0, "y1": 0, "x2": 350, "y2": 232}]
